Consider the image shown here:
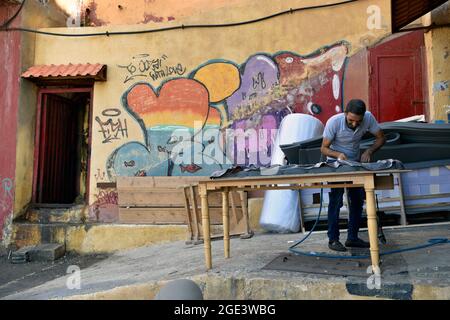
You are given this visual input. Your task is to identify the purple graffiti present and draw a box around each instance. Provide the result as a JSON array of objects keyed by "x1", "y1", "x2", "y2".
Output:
[{"x1": 225, "y1": 55, "x2": 288, "y2": 165}]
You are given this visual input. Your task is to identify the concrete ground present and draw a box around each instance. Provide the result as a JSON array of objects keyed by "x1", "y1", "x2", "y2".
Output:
[
  {"x1": 1, "y1": 222, "x2": 449, "y2": 300},
  {"x1": 0, "y1": 249, "x2": 109, "y2": 299}
]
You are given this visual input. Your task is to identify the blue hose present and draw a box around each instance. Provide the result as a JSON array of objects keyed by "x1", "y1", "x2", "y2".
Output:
[{"x1": 288, "y1": 188, "x2": 449, "y2": 259}]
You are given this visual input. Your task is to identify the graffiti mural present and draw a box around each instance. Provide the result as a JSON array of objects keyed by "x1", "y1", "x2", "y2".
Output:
[
  {"x1": 0, "y1": 178, "x2": 14, "y2": 212},
  {"x1": 225, "y1": 54, "x2": 286, "y2": 166},
  {"x1": 106, "y1": 41, "x2": 349, "y2": 178},
  {"x1": 88, "y1": 189, "x2": 119, "y2": 222},
  {"x1": 106, "y1": 76, "x2": 232, "y2": 178},
  {"x1": 0, "y1": 177, "x2": 14, "y2": 240},
  {"x1": 274, "y1": 42, "x2": 348, "y2": 122}
]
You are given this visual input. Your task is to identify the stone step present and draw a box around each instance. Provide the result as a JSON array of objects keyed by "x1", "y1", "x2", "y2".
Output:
[
  {"x1": 11, "y1": 243, "x2": 65, "y2": 263},
  {"x1": 11, "y1": 222, "x2": 190, "y2": 254},
  {"x1": 23, "y1": 205, "x2": 87, "y2": 224}
]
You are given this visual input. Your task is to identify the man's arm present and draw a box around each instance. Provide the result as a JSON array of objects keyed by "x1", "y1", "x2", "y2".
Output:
[
  {"x1": 321, "y1": 138, "x2": 347, "y2": 160},
  {"x1": 361, "y1": 129, "x2": 386, "y2": 162}
]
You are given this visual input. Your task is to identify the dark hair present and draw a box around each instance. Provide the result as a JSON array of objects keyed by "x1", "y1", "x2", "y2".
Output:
[{"x1": 345, "y1": 99, "x2": 366, "y2": 115}]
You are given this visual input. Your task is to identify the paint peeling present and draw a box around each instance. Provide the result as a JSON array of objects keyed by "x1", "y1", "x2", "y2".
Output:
[
  {"x1": 1, "y1": 213, "x2": 13, "y2": 247},
  {"x1": 142, "y1": 13, "x2": 165, "y2": 23},
  {"x1": 83, "y1": 1, "x2": 108, "y2": 26}
]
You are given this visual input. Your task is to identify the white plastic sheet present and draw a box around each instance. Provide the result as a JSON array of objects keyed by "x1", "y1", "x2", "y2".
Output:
[{"x1": 260, "y1": 114, "x2": 324, "y2": 233}]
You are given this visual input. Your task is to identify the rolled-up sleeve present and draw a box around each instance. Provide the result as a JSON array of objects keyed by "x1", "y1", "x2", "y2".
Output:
[{"x1": 323, "y1": 119, "x2": 336, "y2": 141}]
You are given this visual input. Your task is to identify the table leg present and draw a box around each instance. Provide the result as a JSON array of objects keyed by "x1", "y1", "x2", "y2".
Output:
[
  {"x1": 395, "y1": 173, "x2": 408, "y2": 226},
  {"x1": 222, "y1": 189, "x2": 230, "y2": 258},
  {"x1": 200, "y1": 186, "x2": 212, "y2": 270},
  {"x1": 189, "y1": 185, "x2": 201, "y2": 242},
  {"x1": 182, "y1": 187, "x2": 194, "y2": 242},
  {"x1": 239, "y1": 191, "x2": 254, "y2": 239},
  {"x1": 365, "y1": 187, "x2": 381, "y2": 275}
]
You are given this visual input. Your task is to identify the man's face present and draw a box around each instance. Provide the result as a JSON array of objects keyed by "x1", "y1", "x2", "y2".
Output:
[{"x1": 345, "y1": 112, "x2": 364, "y2": 130}]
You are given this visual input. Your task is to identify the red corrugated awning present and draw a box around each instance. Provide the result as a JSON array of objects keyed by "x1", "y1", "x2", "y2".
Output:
[{"x1": 21, "y1": 63, "x2": 107, "y2": 83}]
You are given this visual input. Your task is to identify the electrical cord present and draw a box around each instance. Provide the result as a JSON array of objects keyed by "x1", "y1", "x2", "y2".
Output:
[
  {"x1": 0, "y1": 0, "x2": 358, "y2": 37},
  {"x1": 288, "y1": 161, "x2": 449, "y2": 259},
  {"x1": 0, "y1": 0, "x2": 26, "y2": 29}
]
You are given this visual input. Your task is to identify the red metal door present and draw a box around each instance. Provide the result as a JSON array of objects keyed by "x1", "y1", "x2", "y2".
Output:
[
  {"x1": 369, "y1": 31, "x2": 427, "y2": 122},
  {"x1": 36, "y1": 94, "x2": 79, "y2": 204}
]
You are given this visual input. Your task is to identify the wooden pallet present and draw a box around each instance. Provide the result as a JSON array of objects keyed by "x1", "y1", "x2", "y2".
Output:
[{"x1": 116, "y1": 177, "x2": 252, "y2": 243}]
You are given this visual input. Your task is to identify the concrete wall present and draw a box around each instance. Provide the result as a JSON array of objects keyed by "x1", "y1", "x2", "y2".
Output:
[
  {"x1": 30, "y1": 0, "x2": 391, "y2": 220},
  {"x1": 78, "y1": 0, "x2": 245, "y2": 26},
  {"x1": 0, "y1": 0, "x2": 67, "y2": 243},
  {"x1": 75, "y1": 0, "x2": 376, "y2": 27},
  {"x1": 0, "y1": 3, "x2": 22, "y2": 241}
]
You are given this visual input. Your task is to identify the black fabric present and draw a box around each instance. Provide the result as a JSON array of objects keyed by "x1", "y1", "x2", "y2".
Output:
[
  {"x1": 210, "y1": 159, "x2": 405, "y2": 179},
  {"x1": 288, "y1": 145, "x2": 450, "y2": 168}
]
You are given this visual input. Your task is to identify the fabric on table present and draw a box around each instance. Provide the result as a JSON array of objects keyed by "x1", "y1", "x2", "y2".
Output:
[{"x1": 210, "y1": 159, "x2": 405, "y2": 179}]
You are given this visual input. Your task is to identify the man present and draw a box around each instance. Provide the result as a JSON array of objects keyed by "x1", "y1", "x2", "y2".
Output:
[{"x1": 320, "y1": 99, "x2": 386, "y2": 252}]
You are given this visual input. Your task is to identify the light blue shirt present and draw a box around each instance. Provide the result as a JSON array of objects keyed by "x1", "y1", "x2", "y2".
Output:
[{"x1": 323, "y1": 112, "x2": 381, "y2": 161}]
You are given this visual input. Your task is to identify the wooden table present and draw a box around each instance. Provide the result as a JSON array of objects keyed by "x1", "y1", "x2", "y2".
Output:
[{"x1": 198, "y1": 169, "x2": 408, "y2": 275}]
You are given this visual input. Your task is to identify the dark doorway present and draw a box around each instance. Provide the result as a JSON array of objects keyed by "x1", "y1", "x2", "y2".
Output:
[
  {"x1": 33, "y1": 88, "x2": 92, "y2": 205},
  {"x1": 369, "y1": 30, "x2": 427, "y2": 122}
]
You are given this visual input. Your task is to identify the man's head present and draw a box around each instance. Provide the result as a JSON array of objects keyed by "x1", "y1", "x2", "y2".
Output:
[{"x1": 345, "y1": 99, "x2": 366, "y2": 129}]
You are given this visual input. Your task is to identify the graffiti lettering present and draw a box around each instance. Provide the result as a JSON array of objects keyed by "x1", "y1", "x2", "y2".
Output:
[
  {"x1": 89, "y1": 189, "x2": 119, "y2": 222},
  {"x1": 149, "y1": 63, "x2": 186, "y2": 81},
  {"x1": 94, "y1": 169, "x2": 106, "y2": 182},
  {"x1": 0, "y1": 178, "x2": 14, "y2": 211},
  {"x1": 124, "y1": 160, "x2": 135, "y2": 167},
  {"x1": 252, "y1": 72, "x2": 266, "y2": 90},
  {"x1": 94, "y1": 190, "x2": 118, "y2": 206},
  {"x1": 118, "y1": 54, "x2": 185, "y2": 83},
  {"x1": 2, "y1": 178, "x2": 13, "y2": 199},
  {"x1": 96, "y1": 108, "x2": 128, "y2": 144}
]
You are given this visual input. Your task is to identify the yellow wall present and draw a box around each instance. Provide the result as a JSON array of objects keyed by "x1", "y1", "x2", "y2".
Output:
[
  {"x1": 31, "y1": 0, "x2": 391, "y2": 206},
  {"x1": 14, "y1": 0, "x2": 68, "y2": 217},
  {"x1": 424, "y1": 1, "x2": 450, "y2": 123},
  {"x1": 424, "y1": 3, "x2": 450, "y2": 123},
  {"x1": 76, "y1": 0, "x2": 388, "y2": 27},
  {"x1": 426, "y1": 26, "x2": 450, "y2": 122}
]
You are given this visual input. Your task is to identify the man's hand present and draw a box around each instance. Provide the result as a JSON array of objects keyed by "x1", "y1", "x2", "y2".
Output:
[
  {"x1": 361, "y1": 150, "x2": 372, "y2": 163},
  {"x1": 361, "y1": 130, "x2": 386, "y2": 163},
  {"x1": 321, "y1": 138, "x2": 348, "y2": 161},
  {"x1": 337, "y1": 153, "x2": 347, "y2": 161}
]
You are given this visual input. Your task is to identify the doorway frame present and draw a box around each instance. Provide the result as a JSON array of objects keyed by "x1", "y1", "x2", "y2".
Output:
[{"x1": 32, "y1": 87, "x2": 94, "y2": 205}]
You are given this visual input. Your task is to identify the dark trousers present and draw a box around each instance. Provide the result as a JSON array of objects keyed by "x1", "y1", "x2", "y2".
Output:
[{"x1": 327, "y1": 187, "x2": 365, "y2": 242}]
